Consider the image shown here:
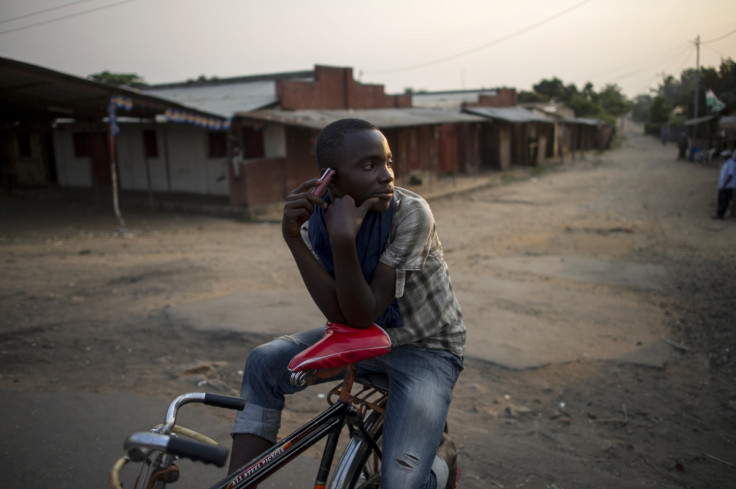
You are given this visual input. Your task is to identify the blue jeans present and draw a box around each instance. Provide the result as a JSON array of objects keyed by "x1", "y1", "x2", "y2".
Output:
[{"x1": 232, "y1": 327, "x2": 463, "y2": 489}]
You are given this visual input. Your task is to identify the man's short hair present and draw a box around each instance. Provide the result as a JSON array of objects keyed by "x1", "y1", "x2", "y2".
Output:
[{"x1": 315, "y1": 118, "x2": 378, "y2": 169}]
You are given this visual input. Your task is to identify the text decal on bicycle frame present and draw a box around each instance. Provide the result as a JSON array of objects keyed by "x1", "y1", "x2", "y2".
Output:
[{"x1": 227, "y1": 441, "x2": 293, "y2": 488}]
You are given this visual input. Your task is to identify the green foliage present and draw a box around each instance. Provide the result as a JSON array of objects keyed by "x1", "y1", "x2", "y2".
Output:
[
  {"x1": 597, "y1": 84, "x2": 632, "y2": 117},
  {"x1": 518, "y1": 90, "x2": 548, "y2": 103},
  {"x1": 532, "y1": 77, "x2": 571, "y2": 102},
  {"x1": 87, "y1": 71, "x2": 147, "y2": 89},
  {"x1": 649, "y1": 95, "x2": 671, "y2": 124},
  {"x1": 567, "y1": 91, "x2": 599, "y2": 117},
  {"x1": 636, "y1": 57, "x2": 735, "y2": 134},
  {"x1": 525, "y1": 77, "x2": 630, "y2": 127},
  {"x1": 640, "y1": 95, "x2": 672, "y2": 136},
  {"x1": 185, "y1": 74, "x2": 220, "y2": 84},
  {"x1": 631, "y1": 95, "x2": 652, "y2": 123}
]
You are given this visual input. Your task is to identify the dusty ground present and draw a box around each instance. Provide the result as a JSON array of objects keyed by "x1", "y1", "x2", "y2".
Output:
[{"x1": 1, "y1": 121, "x2": 735, "y2": 489}]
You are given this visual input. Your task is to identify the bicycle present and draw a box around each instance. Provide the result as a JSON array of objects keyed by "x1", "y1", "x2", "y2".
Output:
[{"x1": 110, "y1": 322, "x2": 391, "y2": 489}]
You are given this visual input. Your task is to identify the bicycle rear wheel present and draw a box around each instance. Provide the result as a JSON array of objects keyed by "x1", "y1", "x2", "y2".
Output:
[{"x1": 328, "y1": 409, "x2": 384, "y2": 489}]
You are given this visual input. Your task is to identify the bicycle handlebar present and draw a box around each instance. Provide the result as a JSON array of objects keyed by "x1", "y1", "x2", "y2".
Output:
[
  {"x1": 163, "y1": 393, "x2": 244, "y2": 433},
  {"x1": 125, "y1": 432, "x2": 228, "y2": 467},
  {"x1": 203, "y1": 393, "x2": 246, "y2": 411}
]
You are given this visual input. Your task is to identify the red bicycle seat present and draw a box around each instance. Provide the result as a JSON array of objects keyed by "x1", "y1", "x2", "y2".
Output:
[{"x1": 288, "y1": 322, "x2": 391, "y2": 372}]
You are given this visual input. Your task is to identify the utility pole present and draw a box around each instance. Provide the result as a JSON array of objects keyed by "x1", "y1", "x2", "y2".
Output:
[{"x1": 693, "y1": 35, "x2": 701, "y2": 140}]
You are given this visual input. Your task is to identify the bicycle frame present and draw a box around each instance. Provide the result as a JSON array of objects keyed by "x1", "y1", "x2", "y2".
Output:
[
  {"x1": 212, "y1": 365, "x2": 382, "y2": 489},
  {"x1": 214, "y1": 399, "x2": 354, "y2": 488},
  {"x1": 114, "y1": 364, "x2": 387, "y2": 489}
]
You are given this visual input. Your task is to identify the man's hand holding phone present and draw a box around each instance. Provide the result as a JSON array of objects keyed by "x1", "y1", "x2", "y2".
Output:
[
  {"x1": 282, "y1": 169, "x2": 335, "y2": 239},
  {"x1": 312, "y1": 168, "x2": 335, "y2": 198}
]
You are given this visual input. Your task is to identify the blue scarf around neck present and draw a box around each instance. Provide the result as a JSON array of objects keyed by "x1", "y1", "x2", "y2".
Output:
[{"x1": 308, "y1": 194, "x2": 403, "y2": 328}]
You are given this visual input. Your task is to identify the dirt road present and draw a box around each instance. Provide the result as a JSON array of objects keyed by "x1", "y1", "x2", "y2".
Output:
[{"x1": 1, "y1": 121, "x2": 735, "y2": 488}]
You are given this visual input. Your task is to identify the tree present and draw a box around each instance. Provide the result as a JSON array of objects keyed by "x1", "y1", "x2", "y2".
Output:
[
  {"x1": 567, "y1": 91, "x2": 599, "y2": 118},
  {"x1": 643, "y1": 95, "x2": 671, "y2": 135},
  {"x1": 716, "y1": 59, "x2": 736, "y2": 109},
  {"x1": 631, "y1": 95, "x2": 652, "y2": 123},
  {"x1": 636, "y1": 57, "x2": 736, "y2": 135},
  {"x1": 518, "y1": 90, "x2": 548, "y2": 103},
  {"x1": 87, "y1": 71, "x2": 147, "y2": 89},
  {"x1": 525, "y1": 77, "x2": 632, "y2": 126},
  {"x1": 597, "y1": 84, "x2": 632, "y2": 118},
  {"x1": 649, "y1": 95, "x2": 671, "y2": 123},
  {"x1": 532, "y1": 77, "x2": 569, "y2": 102}
]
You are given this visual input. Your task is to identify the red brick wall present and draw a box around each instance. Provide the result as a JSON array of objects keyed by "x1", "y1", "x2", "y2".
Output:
[
  {"x1": 465, "y1": 88, "x2": 518, "y2": 108},
  {"x1": 278, "y1": 65, "x2": 410, "y2": 110},
  {"x1": 229, "y1": 157, "x2": 285, "y2": 207},
  {"x1": 229, "y1": 126, "x2": 323, "y2": 208},
  {"x1": 284, "y1": 125, "x2": 319, "y2": 194}
]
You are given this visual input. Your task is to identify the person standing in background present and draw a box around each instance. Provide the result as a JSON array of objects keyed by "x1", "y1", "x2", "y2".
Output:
[{"x1": 713, "y1": 149, "x2": 736, "y2": 219}]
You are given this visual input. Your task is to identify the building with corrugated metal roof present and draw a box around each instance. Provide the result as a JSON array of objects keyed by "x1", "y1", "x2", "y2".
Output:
[
  {"x1": 2, "y1": 56, "x2": 612, "y2": 215},
  {"x1": 140, "y1": 65, "x2": 488, "y2": 209},
  {"x1": 230, "y1": 107, "x2": 486, "y2": 208},
  {"x1": 463, "y1": 106, "x2": 555, "y2": 169},
  {"x1": 0, "y1": 56, "x2": 232, "y2": 217}
]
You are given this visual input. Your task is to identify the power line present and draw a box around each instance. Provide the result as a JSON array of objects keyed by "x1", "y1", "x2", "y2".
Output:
[
  {"x1": 602, "y1": 29, "x2": 734, "y2": 85},
  {"x1": 670, "y1": 44, "x2": 697, "y2": 75},
  {"x1": 588, "y1": 43, "x2": 690, "y2": 80},
  {"x1": 590, "y1": 27, "x2": 734, "y2": 96},
  {"x1": 631, "y1": 47, "x2": 695, "y2": 96},
  {"x1": 604, "y1": 44, "x2": 693, "y2": 85},
  {"x1": 366, "y1": 0, "x2": 593, "y2": 75},
  {"x1": 0, "y1": 0, "x2": 98, "y2": 25},
  {"x1": 702, "y1": 27, "x2": 736, "y2": 44},
  {"x1": 702, "y1": 43, "x2": 728, "y2": 59},
  {"x1": 0, "y1": 0, "x2": 143, "y2": 37}
]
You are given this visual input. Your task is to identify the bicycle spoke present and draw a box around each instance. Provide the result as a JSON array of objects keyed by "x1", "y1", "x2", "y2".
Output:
[{"x1": 354, "y1": 473, "x2": 381, "y2": 489}]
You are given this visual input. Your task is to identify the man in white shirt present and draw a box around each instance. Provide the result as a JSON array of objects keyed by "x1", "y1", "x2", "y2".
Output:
[{"x1": 713, "y1": 149, "x2": 736, "y2": 219}]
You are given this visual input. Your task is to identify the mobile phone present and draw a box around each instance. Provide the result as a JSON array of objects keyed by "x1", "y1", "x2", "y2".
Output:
[{"x1": 312, "y1": 168, "x2": 335, "y2": 196}]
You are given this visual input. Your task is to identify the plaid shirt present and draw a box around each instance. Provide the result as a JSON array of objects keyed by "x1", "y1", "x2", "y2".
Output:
[{"x1": 302, "y1": 187, "x2": 466, "y2": 358}]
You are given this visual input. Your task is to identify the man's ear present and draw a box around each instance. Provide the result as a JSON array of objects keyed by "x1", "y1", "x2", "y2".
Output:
[
  {"x1": 328, "y1": 170, "x2": 346, "y2": 197},
  {"x1": 327, "y1": 175, "x2": 341, "y2": 196}
]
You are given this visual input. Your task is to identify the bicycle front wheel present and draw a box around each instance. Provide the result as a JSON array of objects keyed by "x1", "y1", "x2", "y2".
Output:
[{"x1": 328, "y1": 409, "x2": 384, "y2": 489}]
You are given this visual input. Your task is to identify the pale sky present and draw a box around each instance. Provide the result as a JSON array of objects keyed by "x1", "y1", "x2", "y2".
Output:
[{"x1": 1, "y1": 0, "x2": 735, "y2": 98}]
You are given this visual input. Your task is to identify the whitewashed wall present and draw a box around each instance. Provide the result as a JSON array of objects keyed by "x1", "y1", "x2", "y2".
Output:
[
  {"x1": 163, "y1": 125, "x2": 228, "y2": 196},
  {"x1": 116, "y1": 127, "x2": 168, "y2": 192},
  {"x1": 52, "y1": 124, "x2": 229, "y2": 196},
  {"x1": 52, "y1": 131, "x2": 92, "y2": 187}
]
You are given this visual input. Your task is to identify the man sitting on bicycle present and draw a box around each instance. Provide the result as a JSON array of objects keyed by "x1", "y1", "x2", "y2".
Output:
[{"x1": 230, "y1": 118, "x2": 465, "y2": 489}]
